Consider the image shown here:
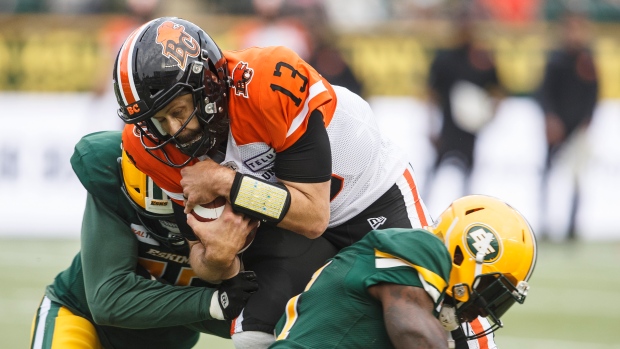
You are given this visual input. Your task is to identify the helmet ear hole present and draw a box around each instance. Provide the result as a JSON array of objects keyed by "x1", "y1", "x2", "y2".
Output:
[
  {"x1": 453, "y1": 245, "x2": 464, "y2": 266},
  {"x1": 465, "y1": 207, "x2": 484, "y2": 215}
]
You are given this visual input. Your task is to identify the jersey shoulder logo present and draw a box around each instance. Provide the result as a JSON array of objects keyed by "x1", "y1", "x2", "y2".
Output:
[
  {"x1": 132, "y1": 124, "x2": 158, "y2": 141},
  {"x1": 155, "y1": 20, "x2": 200, "y2": 71},
  {"x1": 464, "y1": 224, "x2": 500, "y2": 262},
  {"x1": 231, "y1": 61, "x2": 254, "y2": 98}
]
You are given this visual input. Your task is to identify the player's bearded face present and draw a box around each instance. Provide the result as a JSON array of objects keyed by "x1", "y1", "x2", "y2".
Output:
[
  {"x1": 175, "y1": 123, "x2": 202, "y2": 149},
  {"x1": 153, "y1": 93, "x2": 205, "y2": 150}
]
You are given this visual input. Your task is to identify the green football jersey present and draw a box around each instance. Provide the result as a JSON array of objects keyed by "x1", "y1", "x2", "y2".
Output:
[
  {"x1": 270, "y1": 228, "x2": 451, "y2": 349},
  {"x1": 43, "y1": 131, "x2": 229, "y2": 349}
]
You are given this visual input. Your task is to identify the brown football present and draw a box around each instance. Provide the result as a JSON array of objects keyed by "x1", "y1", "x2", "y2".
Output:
[{"x1": 190, "y1": 197, "x2": 227, "y2": 222}]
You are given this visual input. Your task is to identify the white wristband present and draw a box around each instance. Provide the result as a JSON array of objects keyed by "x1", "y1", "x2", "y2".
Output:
[{"x1": 210, "y1": 290, "x2": 224, "y2": 320}]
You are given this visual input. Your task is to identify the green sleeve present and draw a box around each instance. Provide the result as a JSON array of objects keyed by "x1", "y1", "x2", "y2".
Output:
[{"x1": 81, "y1": 193, "x2": 218, "y2": 328}]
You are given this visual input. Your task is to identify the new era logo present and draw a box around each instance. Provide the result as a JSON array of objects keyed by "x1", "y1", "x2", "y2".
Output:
[{"x1": 368, "y1": 216, "x2": 387, "y2": 230}]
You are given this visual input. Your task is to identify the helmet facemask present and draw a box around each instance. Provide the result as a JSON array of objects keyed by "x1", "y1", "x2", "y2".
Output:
[
  {"x1": 448, "y1": 273, "x2": 529, "y2": 340},
  {"x1": 121, "y1": 58, "x2": 229, "y2": 168}
]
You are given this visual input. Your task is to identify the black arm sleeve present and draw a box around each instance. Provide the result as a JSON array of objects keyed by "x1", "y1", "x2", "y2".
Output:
[
  {"x1": 173, "y1": 201, "x2": 198, "y2": 241},
  {"x1": 274, "y1": 109, "x2": 332, "y2": 183}
]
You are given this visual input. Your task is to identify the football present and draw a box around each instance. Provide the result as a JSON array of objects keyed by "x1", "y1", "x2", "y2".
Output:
[
  {"x1": 190, "y1": 196, "x2": 256, "y2": 254},
  {"x1": 190, "y1": 197, "x2": 227, "y2": 222}
]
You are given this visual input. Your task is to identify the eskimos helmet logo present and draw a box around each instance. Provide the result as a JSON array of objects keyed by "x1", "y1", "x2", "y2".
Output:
[
  {"x1": 155, "y1": 21, "x2": 200, "y2": 71},
  {"x1": 464, "y1": 224, "x2": 501, "y2": 262}
]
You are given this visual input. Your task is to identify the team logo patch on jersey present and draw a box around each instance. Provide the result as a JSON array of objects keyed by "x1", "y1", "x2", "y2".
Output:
[
  {"x1": 464, "y1": 225, "x2": 500, "y2": 262},
  {"x1": 368, "y1": 216, "x2": 387, "y2": 230},
  {"x1": 231, "y1": 61, "x2": 254, "y2": 98},
  {"x1": 155, "y1": 21, "x2": 200, "y2": 71}
]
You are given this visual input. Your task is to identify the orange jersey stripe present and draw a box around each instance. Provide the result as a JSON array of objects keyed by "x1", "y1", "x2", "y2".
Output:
[
  {"x1": 230, "y1": 317, "x2": 237, "y2": 336},
  {"x1": 403, "y1": 168, "x2": 428, "y2": 227},
  {"x1": 469, "y1": 318, "x2": 490, "y2": 349}
]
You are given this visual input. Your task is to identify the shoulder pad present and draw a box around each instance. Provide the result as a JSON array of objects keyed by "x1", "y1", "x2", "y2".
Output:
[{"x1": 70, "y1": 131, "x2": 124, "y2": 209}]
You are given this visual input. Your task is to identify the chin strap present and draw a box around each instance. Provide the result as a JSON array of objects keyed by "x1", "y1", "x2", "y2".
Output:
[{"x1": 439, "y1": 305, "x2": 460, "y2": 331}]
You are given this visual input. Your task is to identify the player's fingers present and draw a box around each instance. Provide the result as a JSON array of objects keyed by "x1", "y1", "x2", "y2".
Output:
[
  {"x1": 184, "y1": 197, "x2": 195, "y2": 214},
  {"x1": 185, "y1": 213, "x2": 198, "y2": 229}
]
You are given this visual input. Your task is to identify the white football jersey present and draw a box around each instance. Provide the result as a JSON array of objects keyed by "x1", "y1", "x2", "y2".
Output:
[{"x1": 222, "y1": 86, "x2": 409, "y2": 227}]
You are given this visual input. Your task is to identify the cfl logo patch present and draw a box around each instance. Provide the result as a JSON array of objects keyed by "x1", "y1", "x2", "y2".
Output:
[{"x1": 220, "y1": 291, "x2": 229, "y2": 308}]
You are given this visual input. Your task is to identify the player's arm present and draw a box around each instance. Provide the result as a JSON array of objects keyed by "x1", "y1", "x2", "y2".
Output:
[
  {"x1": 272, "y1": 108, "x2": 331, "y2": 237},
  {"x1": 80, "y1": 193, "x2": 218, "y2": 327},
  {"x1": 182, "y1": 110, "x2": 331, "y2": 238},
  {"x1": 368, "y1": 283, "x2": 448, "y2": 349}
]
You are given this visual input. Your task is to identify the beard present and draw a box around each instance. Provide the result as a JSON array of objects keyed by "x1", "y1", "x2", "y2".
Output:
[
  {"x1": 174, "y1": 125, "x2": 206, "y2": 156},
  {"x1": 175, "y1": 126, "x2": 202, "y2": 148}
]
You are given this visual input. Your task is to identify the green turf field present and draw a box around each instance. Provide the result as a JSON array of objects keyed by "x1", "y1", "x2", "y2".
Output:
[{"x1": 1, "y1": 238, "x2": 619, "y2": 348}]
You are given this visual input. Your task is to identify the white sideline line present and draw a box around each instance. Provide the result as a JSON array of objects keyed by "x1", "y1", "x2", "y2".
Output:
[{"x1": 499, "y1": 336, "x2": 620, "y2": 349}]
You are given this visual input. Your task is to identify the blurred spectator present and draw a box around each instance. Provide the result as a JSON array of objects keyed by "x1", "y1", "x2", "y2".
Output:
[
  {"x1": 304, "y1": 10, "x2": 364, "y2": 97},
  {"x1": 231, "y1": 0, "x2": 313, "y2": 61},
  {"x1": 477, "y1": 0, "x2": 541, "y2": 23},
  {"x1": 388, "y1": 0, "x2": 449, "y2": 20},
  {"x1": 89, "y1": 0, "x2": 160, "y2": 132},
  {"x1": 307, "y1": 36, "x2": 363, "y2": 97},
  {"x1": 232, "y1": 0, "x2": 363, "y2": 95},
  {"x1": 45, "y1": 0, "x2": 105, "y2": 13},
  {"x1": 322, "y1": 0, "x2": 389, "y2": 29},
  {"x1": 537, "y1": 9, "x2": 599, "y2": 241},
  {"x1": 425, "y1": 7, "x2": 504, "y2": 215}
]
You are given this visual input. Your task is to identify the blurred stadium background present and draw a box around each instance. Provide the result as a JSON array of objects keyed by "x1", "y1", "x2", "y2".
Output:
[{"x1": 1, "y1": 0, "x2": 620, "y2": 347}]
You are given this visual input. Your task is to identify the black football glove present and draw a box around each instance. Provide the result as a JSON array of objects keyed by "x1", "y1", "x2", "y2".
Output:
[{"x1": 210, "y1": 271, "x2": 258, "y2": 320}]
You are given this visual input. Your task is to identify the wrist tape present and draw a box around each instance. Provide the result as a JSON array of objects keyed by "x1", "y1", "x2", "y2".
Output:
[{"x1": 229, "y1": 172, "x2": 291, "y2": 223}]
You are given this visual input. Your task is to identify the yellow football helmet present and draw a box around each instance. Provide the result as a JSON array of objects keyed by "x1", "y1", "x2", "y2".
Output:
[
  {"x1": 428, "y1": 195, "x2": 537, "y2": 339},
  {"x1": 119, "y1": 149, "x2": 184, "y2": 248}
]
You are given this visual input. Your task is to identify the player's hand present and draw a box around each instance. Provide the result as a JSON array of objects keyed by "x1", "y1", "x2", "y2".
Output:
[
  {"x1": 186, "y1": 204, "x2": 259, "y2": 262},
  {"x1": 210, "y1": 271, "x2": 259, "y2": 321},
  {"x1": 180, "y1": 158, "x2": 235, "y2": 213}
]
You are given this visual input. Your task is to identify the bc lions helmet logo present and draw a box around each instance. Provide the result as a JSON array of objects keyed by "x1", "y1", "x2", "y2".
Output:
[
  {"x1": 155, "y1": 21, "x2": 200, "y2": 70},
  {"x1": 231, "y1": 61, "x2": 254, "y2": 98}
]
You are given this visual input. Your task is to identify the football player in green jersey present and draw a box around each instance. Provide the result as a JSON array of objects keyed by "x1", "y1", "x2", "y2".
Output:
[
  {"x1": 270, "y1": 195, "x2": 537, "y2": 349},
  {"x1": 30, "y1": 131, "x2": 258, "y2": 349}
]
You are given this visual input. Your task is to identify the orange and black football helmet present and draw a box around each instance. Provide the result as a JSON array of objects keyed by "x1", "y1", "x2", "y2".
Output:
[{"x1": 113, "y1": 17, "x2": 230, "y2": 167}]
